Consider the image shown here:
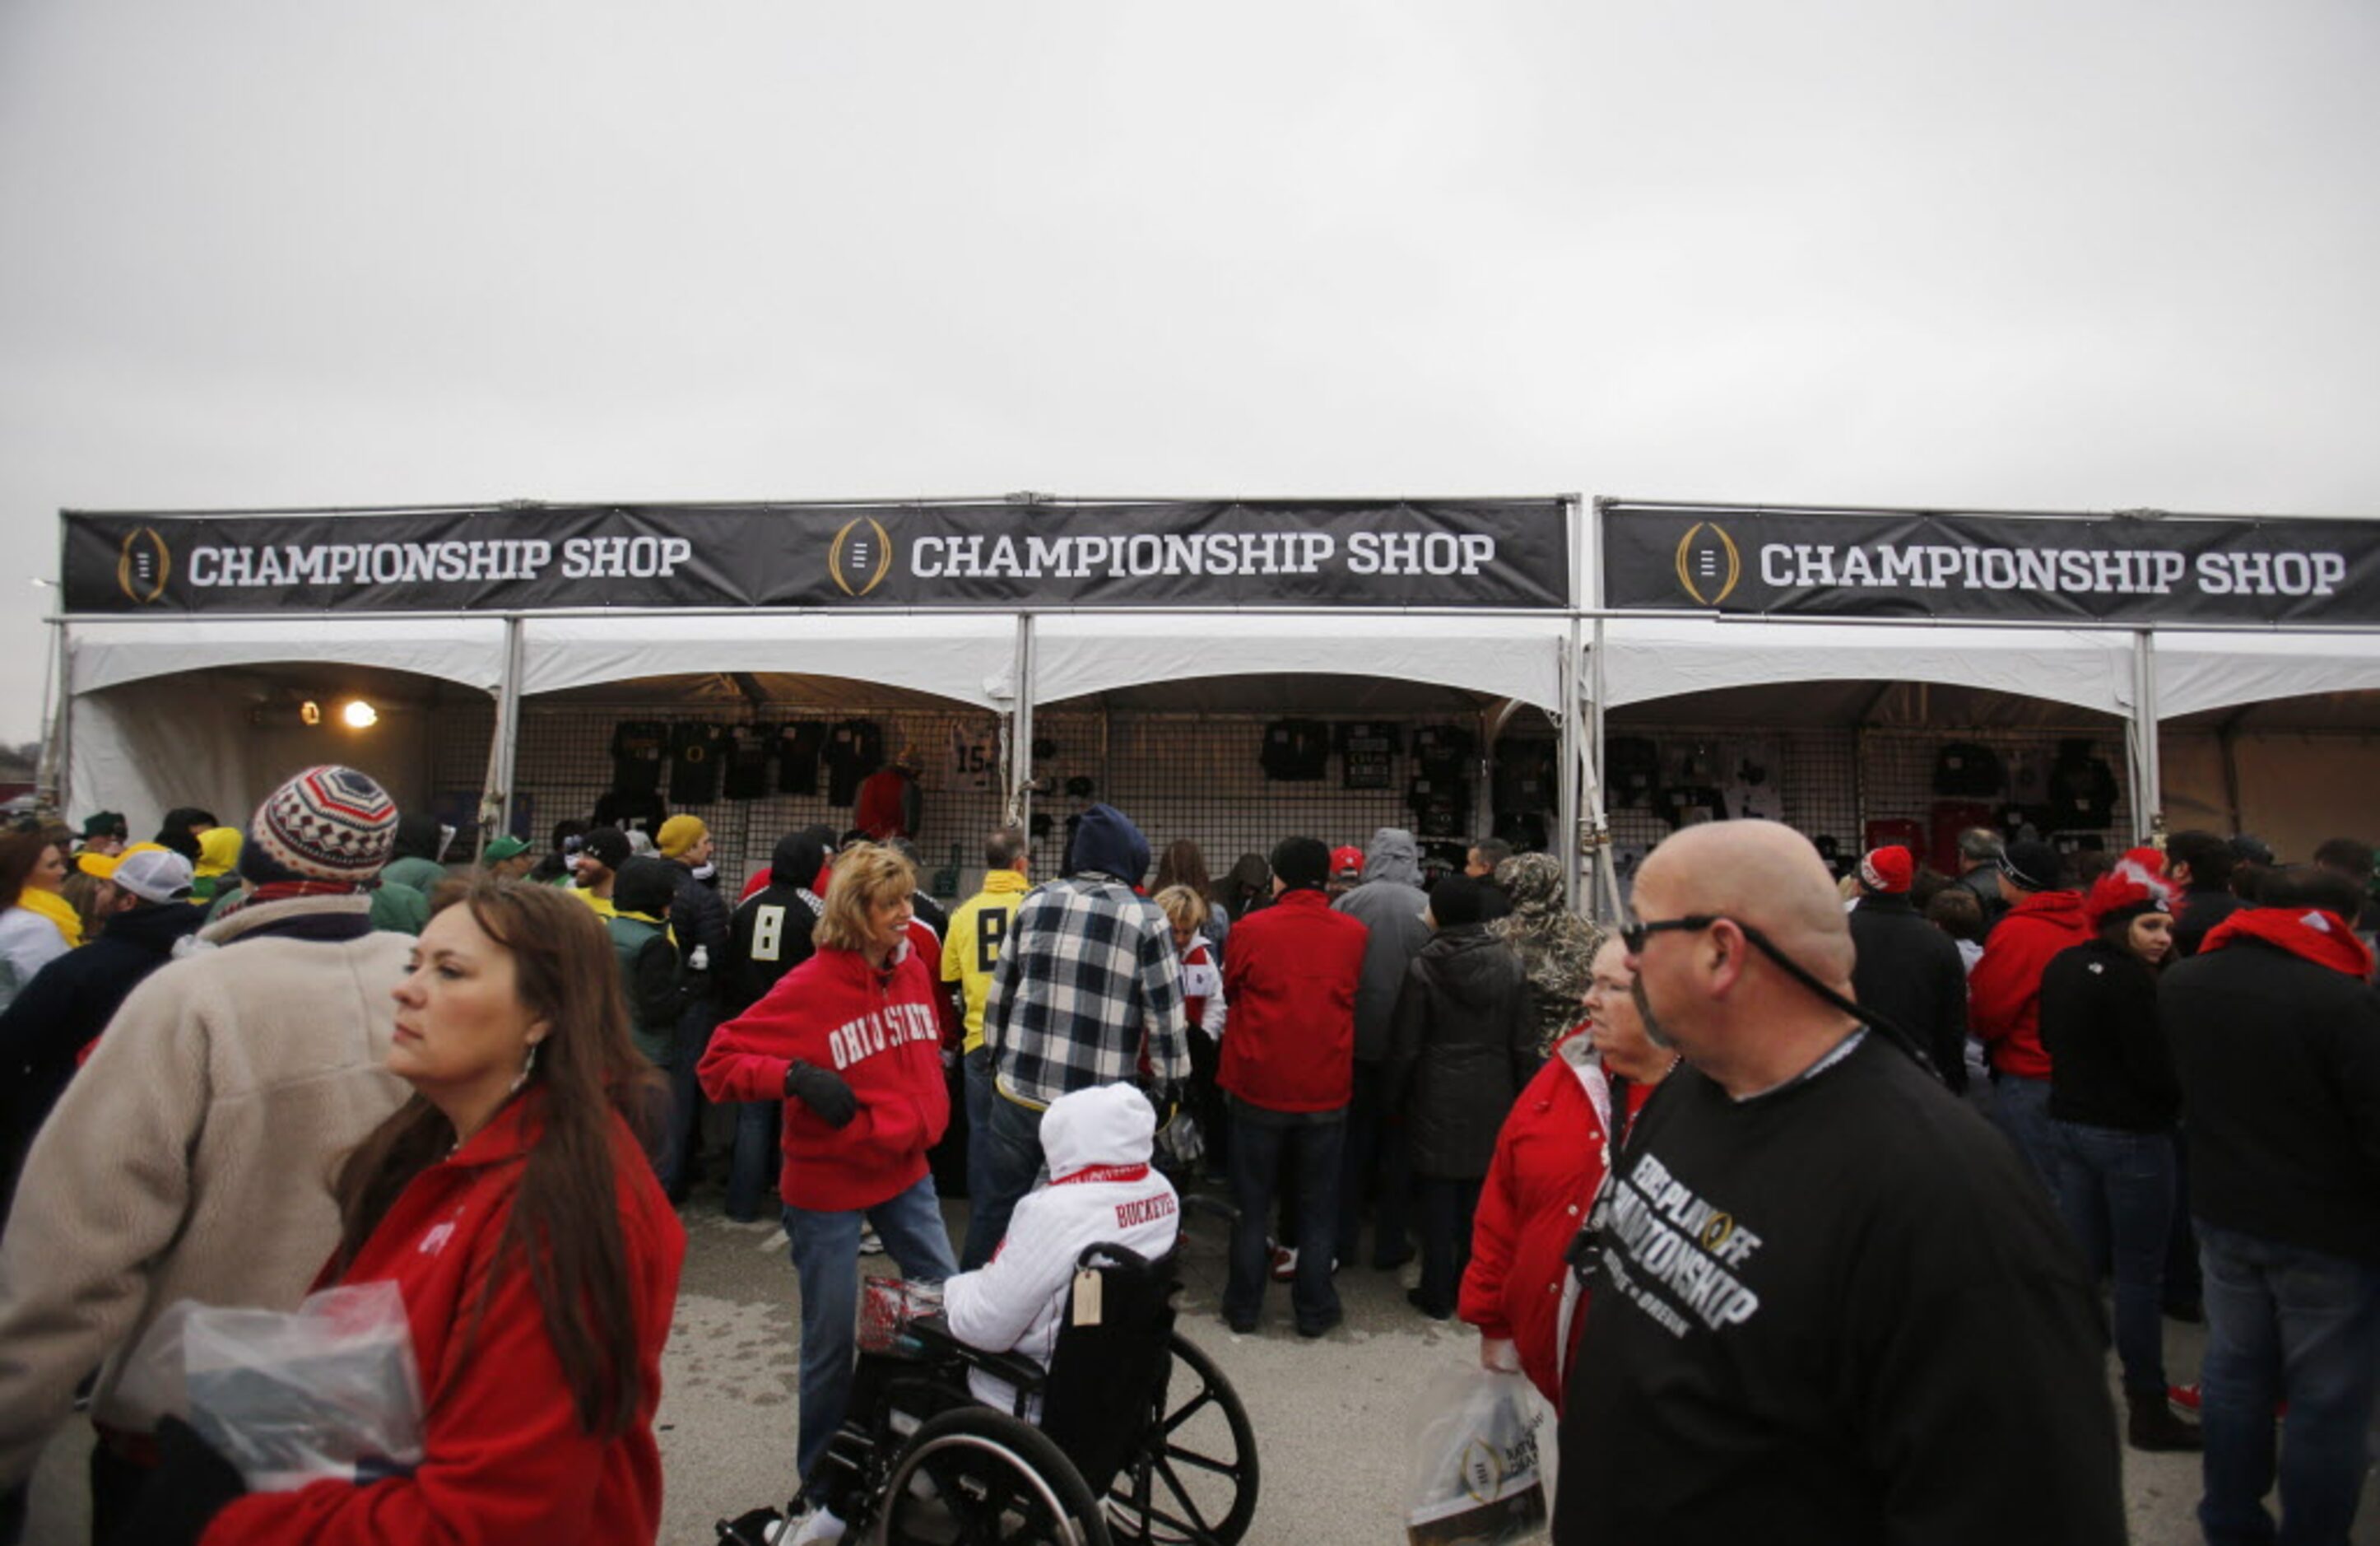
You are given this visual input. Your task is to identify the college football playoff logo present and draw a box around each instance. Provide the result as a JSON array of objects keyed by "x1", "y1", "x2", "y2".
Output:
[
  {"x1": 1673, "y1": 521, "x2": 1741, "y2": 606},
  {"x1": 828, "y1": 517, "x2": 895, "y2": 598},
  {"x1": 116, "y1": 527, "x2": 171, "y2": 605}
]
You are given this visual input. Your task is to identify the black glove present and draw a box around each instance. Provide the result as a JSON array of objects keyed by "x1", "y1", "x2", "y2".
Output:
[
  {"x1": 783, "y1": 1059, "x2": 858, "y2": 1128},
  {"x1": 103, "y1": 1417, "x2": 246, "y2": 1546}
]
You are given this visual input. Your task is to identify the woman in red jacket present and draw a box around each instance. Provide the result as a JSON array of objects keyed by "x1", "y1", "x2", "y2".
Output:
[
  {"x1": 697, "y1": 841, "x2": 956, "y2": 1543},
  {"x1": 126, "y1": 879, "x2": 685, "y2": 1544},
  {"x1": 1458, "y1": 935, "x2": 1676, "y2": 1411}
]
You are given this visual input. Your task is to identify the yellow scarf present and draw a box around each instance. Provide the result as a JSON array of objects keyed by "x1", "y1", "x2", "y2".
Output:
[{"x1": 20, "y1": 887, "x2": 84, "y2": 948}]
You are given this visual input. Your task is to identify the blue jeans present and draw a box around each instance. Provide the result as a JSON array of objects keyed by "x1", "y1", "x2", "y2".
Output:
[
  {"x1": 1990, "y1": 1073, "x2": 2062, "y2": 1211},
  {"x1": 784, "y1": 1175, "x2": 959, "y2": 1494},
  {"x1": 1225, "y1": 1098, "x2": 1345, "y2": 1331},
  {"x1": 960, "y1": 1086, "x2": 1046, "y2": 1270},
  {"x1": 2050, "y1": 1120, "x2": 2175, "y2": 1394},
  {"x1": 2196, "y1": 1222, "x2": 2380, "y2": 1545},
  {"x1": 726, "y1": 1101, "x2": 780, "y2": 1222}
]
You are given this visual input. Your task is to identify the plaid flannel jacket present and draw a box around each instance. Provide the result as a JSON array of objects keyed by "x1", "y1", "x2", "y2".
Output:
[{"x1": 982, "y1": 874, "x2": 1188, "y2": 1107}]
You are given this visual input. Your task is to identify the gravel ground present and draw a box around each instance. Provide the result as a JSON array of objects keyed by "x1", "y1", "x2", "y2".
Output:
[{"x1": 22, "y1": 1176, "x2": 2380, "y2": 1544}]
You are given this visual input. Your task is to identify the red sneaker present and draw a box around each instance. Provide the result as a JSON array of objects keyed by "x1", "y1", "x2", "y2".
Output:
[{"x1": 2168, "y1": 1382, "x2": 2201, "y2": 1412}]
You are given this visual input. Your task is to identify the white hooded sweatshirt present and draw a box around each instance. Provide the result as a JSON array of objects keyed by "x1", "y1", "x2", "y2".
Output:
[{"x1": 942, "y1": 1083, "x2": 1182, "y2": 1416}]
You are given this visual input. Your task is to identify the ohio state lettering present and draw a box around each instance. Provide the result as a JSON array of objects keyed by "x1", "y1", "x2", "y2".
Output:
[{"x1": 824, "y1": 1001, "x2": 943, "y2": 1070}]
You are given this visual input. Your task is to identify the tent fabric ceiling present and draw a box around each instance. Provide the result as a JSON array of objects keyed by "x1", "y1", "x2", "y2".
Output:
[
  {"x1": 1595, "y1": 618, "x2": 2137, "y2": 718},
  {"x1": 516, "y1": 614, "x2": 1018, "y2": 706},
  {"x1": 1030, "y1": 614, "x2": 1569, "y2": 710},
  {"x1": 2149, "y1": 631, "x2": 2380, "y2": 724},
  {"x1": 67, "y1": 619, "x2": 509, "y2": 695}
]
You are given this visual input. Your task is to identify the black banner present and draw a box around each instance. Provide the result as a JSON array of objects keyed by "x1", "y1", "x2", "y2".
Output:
[
  {"x1": 61, "y1": 499, "x2": 1571, "y2": 615},
  {"x1": 1601, "y1": 501, "x2": 2380, "y2": 626}
]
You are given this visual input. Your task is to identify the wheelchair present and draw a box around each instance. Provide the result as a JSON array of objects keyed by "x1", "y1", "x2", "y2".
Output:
[{"x1": 718, "y1": 1243, "x2": 1258, "y2": 1546}]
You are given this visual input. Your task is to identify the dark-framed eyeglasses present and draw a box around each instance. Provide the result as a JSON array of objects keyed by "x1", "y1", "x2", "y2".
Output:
[{"x1": 1619, "y1": 914, "x2": 1718, "y2": 954}]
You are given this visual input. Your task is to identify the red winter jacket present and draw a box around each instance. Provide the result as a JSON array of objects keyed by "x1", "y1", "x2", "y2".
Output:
[
  {"x1": 1219, "y1": 889, "x2": 1369, "y2": 1113},
  {"x1": 207, "y1": 1097, "x2": 684, "y2": 1546},
  {"x1": 1457, "y1": 1031, "x2": 1651, "y2": 1411},
  {"x1": 699, "y1": 940, "x2": 951, "y2": 1212},
  {"x1": 1969, "y1": 889, "x2": 2092, "y2": 1080}
]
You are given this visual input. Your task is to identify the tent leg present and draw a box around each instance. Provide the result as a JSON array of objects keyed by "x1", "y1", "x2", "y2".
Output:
[
  {"x1": 482, "y1": 616, "x2": 525, "y2": 856},
  {"x1": 1008, "y1": 614, "x2": 1035, "y2": 833},
  {"x1": 2131, "y1": 630, "x2": 2164, "y2": 845},
  {"x1": 1559, "y1": 625, "x2": 1583, "y2": 911}
]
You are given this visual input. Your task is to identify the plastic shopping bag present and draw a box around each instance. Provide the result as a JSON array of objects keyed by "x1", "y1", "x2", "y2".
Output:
[
  {"x1": 179, "y1": 1282, "x2": 426, "y2": 1491},
  {"x1": 1404, "y1": 1364, "x2": 1550, "y2": 1545}
]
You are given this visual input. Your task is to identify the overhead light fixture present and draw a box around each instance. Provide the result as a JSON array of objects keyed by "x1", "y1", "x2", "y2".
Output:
[
  {"x1": 300, "y1": 701, "x2": 323, "y2": 726},
  {"x1": 341, "y1": 699, "x2": 379, "y2": 729}
]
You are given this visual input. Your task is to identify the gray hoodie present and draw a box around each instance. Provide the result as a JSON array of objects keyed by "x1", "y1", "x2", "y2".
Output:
[{"x1": 1334, "y1": 827, "x2": 1435, "y2": 1063}]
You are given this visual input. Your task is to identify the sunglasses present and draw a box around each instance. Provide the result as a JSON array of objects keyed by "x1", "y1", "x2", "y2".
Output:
[{"x1": 1619, "y1": 914, "x2": 1718, "y2": 954}]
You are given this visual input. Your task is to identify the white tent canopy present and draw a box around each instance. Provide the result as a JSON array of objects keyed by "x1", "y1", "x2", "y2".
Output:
[
  {"x1": 518, "y1": 613, "x2": 1020, "y2": 708},
  {"x1": 2150, "y1": 631, "x2": 2380, "y2": 723},
  {"x1": 67, "y1": 617, "x2": 509, "y2": 696},
  {"x1": 1593, "y1": 617, "x2": 2138, "y2": 718},
  {"x1": 1031, "y1": 612, "x2": 1570, "y2": 710}
]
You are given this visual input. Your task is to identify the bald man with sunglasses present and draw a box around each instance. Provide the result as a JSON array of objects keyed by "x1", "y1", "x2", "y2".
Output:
[{"x1": 1555, "y1": 820, "x2": 2122, "y2": 1546}]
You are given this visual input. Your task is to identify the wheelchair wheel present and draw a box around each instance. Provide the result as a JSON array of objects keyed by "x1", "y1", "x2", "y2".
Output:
[
  {"x1": 878, "y1": 1406, "x2": 1115, "y2": 1546},
  {"x1": 1104, "y1": 1332, "x2": 1258, "y2": 1546}
]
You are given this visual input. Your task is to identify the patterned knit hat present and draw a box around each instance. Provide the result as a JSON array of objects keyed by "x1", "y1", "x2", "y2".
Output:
[{"x1": 244, "y1": 766, "x2": 398, "y2": 883}]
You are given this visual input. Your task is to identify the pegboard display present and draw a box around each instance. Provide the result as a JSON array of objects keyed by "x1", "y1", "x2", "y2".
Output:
[
  {"x1": 1594, "y1": 720, "x2": 2135, "y2": 887},
  {"x1": 1598, "y1": 728, "x2": 1858, "y2": 887},
  {"x1": 436, "y1": 701, "x2": 1565, "y2": 902},
  {"x1": 438, "y1": 703, "x2": 1010, "y2": 901},
  {"x1": 1026, "y1": 712, "x2": 1476, "y2": 883}
]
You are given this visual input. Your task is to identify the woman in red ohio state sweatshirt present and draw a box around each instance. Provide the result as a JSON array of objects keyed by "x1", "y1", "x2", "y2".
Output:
[{"x1": 698, "y1": 842, "x2": 956, "y2": 1517}]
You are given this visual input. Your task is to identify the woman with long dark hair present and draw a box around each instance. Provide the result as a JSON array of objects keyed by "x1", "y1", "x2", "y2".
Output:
[
  {"x1": 129, "y1": 879, "x2": 685, "y2": 1542},
  {"x1": 2040, "y1": 853, "x2": 2198, "y2": 1452}
]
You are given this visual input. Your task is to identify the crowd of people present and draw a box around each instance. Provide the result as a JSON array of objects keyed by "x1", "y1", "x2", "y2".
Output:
[{"x1": 0, "y1": 765, "x2": 2376, "y2": 1544}]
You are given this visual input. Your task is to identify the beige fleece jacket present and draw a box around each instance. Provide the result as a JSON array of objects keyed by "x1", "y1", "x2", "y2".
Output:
[{"x1": 0, "y1": 893, "x2": 411, "y2": 1488}]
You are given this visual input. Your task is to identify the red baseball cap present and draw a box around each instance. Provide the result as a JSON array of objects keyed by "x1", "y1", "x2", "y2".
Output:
[{"x1": 1331, "y1": 845, "x2": 1366, "y2": 880}]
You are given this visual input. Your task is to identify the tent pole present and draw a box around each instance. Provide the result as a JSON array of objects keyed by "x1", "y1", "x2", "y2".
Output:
[
  {"x1": 2132, "y1": 629, "x2": 2164, "y2": 846},
  {"x1": 1558, "y1": 622, "x2": 1583, "y2": 911},
  {"x1": 39, "y1": 618, "x2": 69, "y2": 816},
  {"x1": 1009, "y1": 614, "x2": 1036, "y2": 833},
  {"x1": 1588, "y1": 617, "x2": 1620, "y2": 924},
  {"x1": 482, "y1": 616, "x2": 525, "y2": 855}
]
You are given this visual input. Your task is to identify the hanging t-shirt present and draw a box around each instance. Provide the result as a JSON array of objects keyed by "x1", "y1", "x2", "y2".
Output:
[
  {"x1": 1718, "y1": 738, "x2": 1784, "y2": 824},
  {"x1": 948, "y1": 724, "x2": 997, "y2": 792},
  {"x1": 1336, "y1": 721, "x2": 1402, "y2": 791},
  {"x1": 825, "y1": 719, "x2": 886, "y2": 806},
  {"x1": 1559, "y1": 1035, "x2": 2123, "y2": 1544},
  {"x1": 1411, "y1": 724, "x2": 1476, "y2": 782},
  {"x1": 776, "y1": 721, "x2": 826, "y2": 796},
  {"x1": 667, "y1": 721, "x2": 727, "y2": 805},
  {"x1": 1407, "y1": 775, "x2": 1471, "y2": 839},
  {"x1": 1492, "y1": 738, "x2": 1558, "y2": 815},
  {"x1": 1259, "y1": 719, "x2": 1331, "y2": 781},
  {"x1": 610, "y1": 720, "x2": 669, "y2": 796},
  {"x1": 721, "y1": 726, "x2": 772, "y2": 801},
  {"x1": 855, "y1": 766, "x2": 922, "y2": 841}
]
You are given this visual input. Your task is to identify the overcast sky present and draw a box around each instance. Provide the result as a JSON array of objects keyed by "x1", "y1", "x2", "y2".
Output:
[{"x1": 2, "y1": 0, "x2": 2375, "y2": 747}]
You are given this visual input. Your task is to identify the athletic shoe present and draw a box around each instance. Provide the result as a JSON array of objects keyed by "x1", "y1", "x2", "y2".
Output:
[
  {"x1": 858, "y1": 1226, "x2": 884, "y2": 1256},
  {"x1": 779, "y1": 1504, "x2": 847, "y2": 1544},
  {"x1": 1270, "y1": 1246, "x2": 1297, "y2": 1282},
  {"x1": 2168, "y1": 1382, "x2": 2200, "y2": 1412}
]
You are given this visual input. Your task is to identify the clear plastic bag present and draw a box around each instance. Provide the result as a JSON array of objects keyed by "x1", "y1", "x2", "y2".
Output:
[
  {"x1": 178, "y1": 1282, "x2": 427, "y2": 1492},
  {"x1": 1404, "y1": 1363, "x2": 1549, "y2": 1545}
]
